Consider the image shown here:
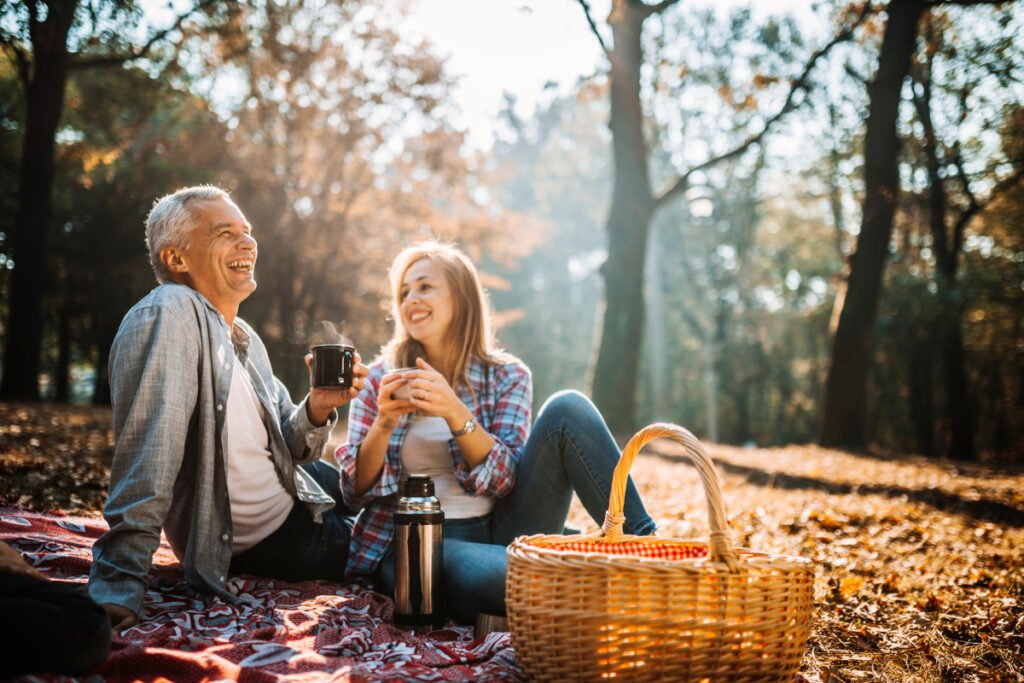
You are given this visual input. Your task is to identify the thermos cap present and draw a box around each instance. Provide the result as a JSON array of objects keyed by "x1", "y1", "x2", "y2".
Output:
[{"x1": 403, "y1": 474, "x2": 435, "y2": 498}]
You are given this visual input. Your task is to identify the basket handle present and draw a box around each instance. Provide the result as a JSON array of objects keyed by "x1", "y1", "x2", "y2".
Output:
[{"x1": 601, "y1": 422, "x2": 739, "y2": 570}]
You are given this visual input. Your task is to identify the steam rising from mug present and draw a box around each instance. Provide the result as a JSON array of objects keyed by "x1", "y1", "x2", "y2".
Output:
[{"x1": 309, "y1": 321, "x2": 352, "y2": 348}]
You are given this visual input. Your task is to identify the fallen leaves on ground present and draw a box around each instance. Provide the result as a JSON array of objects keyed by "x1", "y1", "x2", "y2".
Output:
[
  {"x1": 0, "y1": 402, "x2": 113, "y2": 514},
  {"x1": 565, "y1": 441, "x2": 1024, "y2": 683},
  {"x1": 2, "y1": 402, "x2": 1022, "y2": 682}
]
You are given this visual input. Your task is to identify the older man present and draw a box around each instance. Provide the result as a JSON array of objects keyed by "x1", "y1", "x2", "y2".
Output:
[{"x1": 88, "y1": 186, "x2": 367, "y2": 629}]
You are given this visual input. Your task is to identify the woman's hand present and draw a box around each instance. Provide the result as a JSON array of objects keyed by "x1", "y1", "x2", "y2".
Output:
[
  {"x1": 374, "y1": 371, "x2": 417, "y2": 431},
  {"x1": 354, "y1": 370, "x2": 417, "y2": 496},
  {"x1": 407, "y1": 358, "x2": 470, "y2": 425}
]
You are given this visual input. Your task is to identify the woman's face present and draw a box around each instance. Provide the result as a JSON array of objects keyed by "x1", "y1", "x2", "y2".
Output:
[{"x1": 399, "y1": 257, "x2": 455, "y2": 352}]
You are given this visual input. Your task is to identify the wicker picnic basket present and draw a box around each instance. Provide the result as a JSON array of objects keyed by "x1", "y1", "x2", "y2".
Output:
[{"x1": 506, "y1": 423, "x2": 815, "y2": 682}]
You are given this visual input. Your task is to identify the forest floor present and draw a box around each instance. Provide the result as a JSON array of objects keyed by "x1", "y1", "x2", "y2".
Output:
[{"x1": 1, "y1": 401, "x2": 1022, "y2": 682}]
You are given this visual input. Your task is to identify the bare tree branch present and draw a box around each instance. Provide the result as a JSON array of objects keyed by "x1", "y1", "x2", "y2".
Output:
[
  {"x1": 654, "y1": 2, "x2": 874, "y2": 208},
  {"x1": 23, "y1": 0, "x2": 42, "y2": 59},
  {"x1": 929, "y1": 0, "x2": 1016, "y2": 6},
  {"x1": 68, "y1": 0, "x2": 217, "y2": 69},
  {"x1": 88, "y1": 1, "x2": 101, "y2": 36},
  {"x1": 576, "y1": 0, "x2": 610, "y2": 57},
  {"x1": 640, "y1": 0, "x2": 683, "y2": 19},
  {"x1": 844, "y1": 61, "x2": 869, "y2": 86},
  {"x1": 951, "y1": 154, "x2": 980, "y2": 254},
  {"x1": 952, "y1": 154, "x2": 1024, "y2": 255}
]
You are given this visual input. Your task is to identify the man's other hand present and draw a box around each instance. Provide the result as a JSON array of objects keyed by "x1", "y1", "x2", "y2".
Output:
[
  {"x1": 101, "y1": 602, "x2": 139, "y2": 632},
  {"x1": 0, "y1": 540, "x2": 45, "y2": 580}
]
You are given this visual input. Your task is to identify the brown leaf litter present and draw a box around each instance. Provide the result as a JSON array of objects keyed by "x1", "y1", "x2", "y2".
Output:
[{"x1": 2, "y1": 402, "x2": 1022, "y2": 681}]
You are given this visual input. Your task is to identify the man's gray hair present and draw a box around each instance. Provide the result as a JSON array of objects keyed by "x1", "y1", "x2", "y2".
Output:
[{"x1": 145, "y1": 185, "x2": 230, "y2": 283}]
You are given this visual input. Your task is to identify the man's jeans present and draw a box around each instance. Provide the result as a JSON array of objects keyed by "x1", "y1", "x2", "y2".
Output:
[
  {"x1": 230, "y1": 460, "x2": 355, "y2": 582},
  {"x1": 379, "y1": 390, "x2": 656, "y2": 624}
]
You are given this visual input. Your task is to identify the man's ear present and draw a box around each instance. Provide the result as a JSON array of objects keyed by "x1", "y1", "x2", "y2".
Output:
[{"x1": 160, "y1": 246, "x2": 188, "y2": 275}]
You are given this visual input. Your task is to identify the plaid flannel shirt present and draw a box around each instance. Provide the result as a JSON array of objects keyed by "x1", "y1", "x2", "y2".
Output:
[{"x1": 338, "y1": 356, "x2": 532, "y2": 576}]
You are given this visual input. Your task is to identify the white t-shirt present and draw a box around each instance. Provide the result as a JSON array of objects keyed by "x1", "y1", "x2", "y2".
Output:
[
  {"x1": 225, "y1": 353, "x2": 295, "y2": 552},
  {"x1": 401, "y1": 416, "x2": 494, "y2": 519}
]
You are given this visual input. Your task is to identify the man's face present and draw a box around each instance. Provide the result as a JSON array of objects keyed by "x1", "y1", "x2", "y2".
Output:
[{"x1": 175, "y1": 197, "x2": 258, "y2": 318}]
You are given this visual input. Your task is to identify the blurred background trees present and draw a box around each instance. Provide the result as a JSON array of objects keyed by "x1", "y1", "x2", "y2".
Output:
[
  {"x1": 0, "y1": 0, "x2": 231, "y2": 400},
  {"x1": 0, "y1": 0, "x2": 1020, "y2": 461}
]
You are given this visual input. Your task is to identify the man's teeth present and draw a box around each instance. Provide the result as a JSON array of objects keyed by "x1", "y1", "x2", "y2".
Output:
[{"x1": 228, "y1": 260, "x2": 253, "y2": 271}]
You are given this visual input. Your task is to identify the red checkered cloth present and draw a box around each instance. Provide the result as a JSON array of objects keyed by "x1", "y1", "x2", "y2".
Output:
[
  {"x1": 533, "y1": 539, "x2": 710, "y2": 560},
  {"x1": 0, "y1": 508, "x2": 523, "y2": 682}
]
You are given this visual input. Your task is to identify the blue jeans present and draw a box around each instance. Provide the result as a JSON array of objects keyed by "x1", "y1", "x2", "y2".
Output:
[
  {"x1": 380, "y1": 391, "x2": 656, "y2": 624},
  {"x1": 230, "y1": 460, "x2": 355, "y2": 581}
]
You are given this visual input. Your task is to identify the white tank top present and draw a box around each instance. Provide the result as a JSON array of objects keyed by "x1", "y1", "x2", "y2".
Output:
[
  {"x1": 225, "y1": 354, "x2": 295, "y2": 552},
  {"x1": 401, "y1": 416, "x2": 494, "y2": 519}
]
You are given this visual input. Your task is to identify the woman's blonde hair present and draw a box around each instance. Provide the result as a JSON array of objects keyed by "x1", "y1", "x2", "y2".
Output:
[{"x1": 383, "y1": 240, "x2": 511, "y2": 391}]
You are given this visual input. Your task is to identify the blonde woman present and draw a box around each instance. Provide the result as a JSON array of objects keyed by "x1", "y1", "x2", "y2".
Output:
[{"x1": 337, "y1": 241, "x2": 656, "y2": 624}]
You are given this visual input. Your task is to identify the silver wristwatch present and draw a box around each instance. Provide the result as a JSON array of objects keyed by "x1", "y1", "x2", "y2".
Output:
[{"x1": 451, "y1": 416, "x2": 477, "y2": 438}]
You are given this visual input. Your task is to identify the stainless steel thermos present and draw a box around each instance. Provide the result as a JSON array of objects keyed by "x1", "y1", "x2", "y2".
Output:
[{"x1": 394, "y1": 474, "x2": 444, "y2": 628}]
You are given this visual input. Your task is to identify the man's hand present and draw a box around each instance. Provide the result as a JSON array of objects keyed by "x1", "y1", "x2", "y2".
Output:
[
  {"x1": 305, "y1": 351, "x2": 369, "y2": 426},
  {"x1": 0, "y1": 540, "x2": 45, "y2": 580},
  {"x1": 101, "y1": 602, "x2": 139, "y2": 632}
]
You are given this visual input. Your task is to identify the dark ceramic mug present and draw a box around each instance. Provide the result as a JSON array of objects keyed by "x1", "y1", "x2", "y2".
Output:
[{"x1": 311, "y1": 344, "x2": 355, "y2": 388}]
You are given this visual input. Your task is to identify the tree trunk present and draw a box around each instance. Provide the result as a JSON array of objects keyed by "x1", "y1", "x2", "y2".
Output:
[
  {"x1": 908, "y1": 337, "x2": 935, "y2": 456},
  {"x1": 92, "y1": 350, "x2": 111, "y2": 406},
  {"x1": 591, "y1": 3, "x2": 656, "y2": 434},
  {"x1": 703, "y1": 309, "x2": 718, "y2": 443},
  {"x1": 826, "y1": 103, "x2": 848, "y2": 257},
  {"x1": 91, "y1": 319, "x2": 117, "y2": 405},
  {"x1": 645, "y1": 221, "x2": 667, "y2": 422},
  {"x1": 55, "y1": 301, "x2": 71, "y2": 402},
  {"x1": 939, "y1": 300, "x2": 973, "y2": 457},
  {"x1": 911, "y1": 36, "x2": 976, "y2": 460},
  {"x1": 820, "y1": 0, "x2": 926, "y2": 449},
  {"x1": 0, "y1": 1, "x2": 78, "y2": 400}
]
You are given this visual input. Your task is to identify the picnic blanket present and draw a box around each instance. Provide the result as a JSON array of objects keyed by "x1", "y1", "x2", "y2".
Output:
[{"x1": 0, "y1": 509, "x2": 523, "y2": 682}]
